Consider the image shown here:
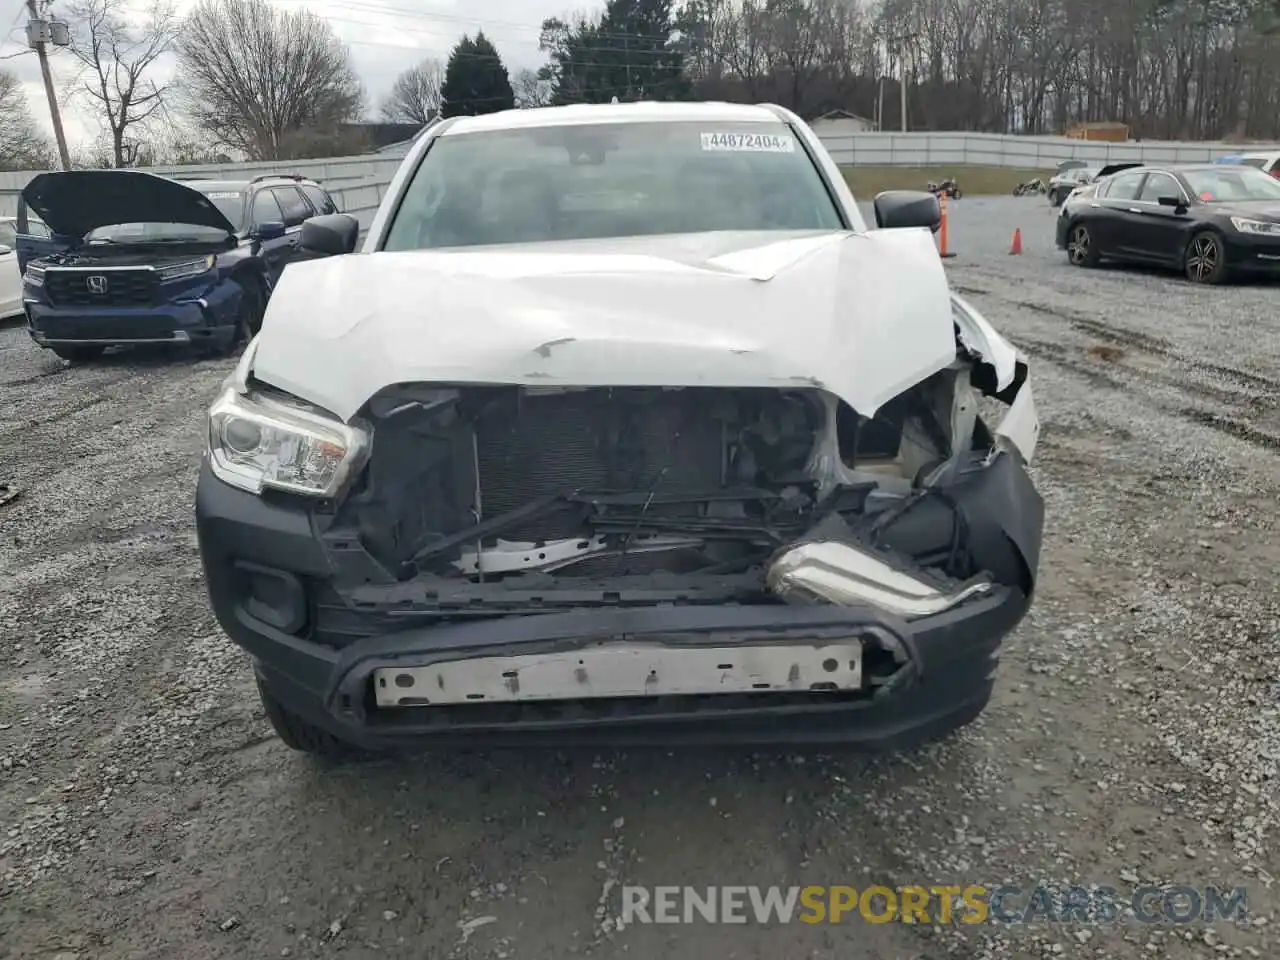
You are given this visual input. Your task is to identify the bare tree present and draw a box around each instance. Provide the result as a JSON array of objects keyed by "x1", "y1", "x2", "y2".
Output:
[
  {"x1": 177, "y1": 0, "x2": 364, "y2": 160},
  {"x1": 380, "y1": 57, "x2": 444, "y2": 123},
  {"x1": 0, "y1": 70, "x2": 54, "y2": 169},
  {"x1": 63, "y1": 0, "x2": 179, "y2": 167},
  {"x1": 512, "y1": 67, "x2": 551, "y2": 107},
  {"x1": 663, "y1": 0, "x2": 1280, "y2": 138}
]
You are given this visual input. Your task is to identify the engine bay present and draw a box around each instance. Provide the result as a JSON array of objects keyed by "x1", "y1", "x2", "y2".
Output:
[{"x1": 323, "y1": 376, "x2": 1005, "y2": 595}]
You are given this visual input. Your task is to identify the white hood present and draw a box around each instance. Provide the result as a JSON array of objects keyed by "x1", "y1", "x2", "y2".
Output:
[{"x1": 250, "y1": 228, "x2": 962, "y2": 422}]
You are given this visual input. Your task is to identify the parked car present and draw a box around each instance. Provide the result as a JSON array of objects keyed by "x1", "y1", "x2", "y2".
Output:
[
  {"x1": 196, "y1": 101, "x2": 1043, "y2": 758},
  {"x1": 16, "y1": 171, "x2": 340, "y2": 362},
  {"x1": 1232, "y1": 151, "x2": 1280, "y2": 178},
  {"x1": 1056, "y1": 162, "x2": 1280, "y2": 283},
  {"x1": 1047, "y1": 166, "x2": 1098, "y2": 206},
  {"x1": 0, "y1": 214, "x2": 51, "y2": 319}
]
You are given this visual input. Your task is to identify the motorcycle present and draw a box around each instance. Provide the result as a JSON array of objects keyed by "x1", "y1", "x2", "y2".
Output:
[
  {"x1": 926, "y1": 178, "x2": 962, "y2": 199},
  {"x1": 1013, "y1": 178, "x2": 1046, "y2": 196}
]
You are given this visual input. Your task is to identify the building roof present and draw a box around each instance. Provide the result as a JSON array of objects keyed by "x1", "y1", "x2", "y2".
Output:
[{"x1": 811, "y1": 109, "x2": 875, "y2": 124}]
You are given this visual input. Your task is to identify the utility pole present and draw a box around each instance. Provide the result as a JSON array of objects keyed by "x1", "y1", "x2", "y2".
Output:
[
  {"x1": 900, "y1": 54, "x2": 907, "y2": 132},
  {"x1": 887, "y1": 32, "x2": 916, "y2": 132},
  {"x1": 25, "y1": 0, "x2": 72, "y2": 170}
]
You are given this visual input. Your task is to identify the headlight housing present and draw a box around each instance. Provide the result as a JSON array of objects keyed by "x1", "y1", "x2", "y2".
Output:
[
  {"x1": 157, "y1": 255, "x2": 215, "y2": 282},
  {"x1": 1229, "y1": 217, "x2": 1280, "y2": 236},
  {"x1": 207, "y1": 386, "x2": 371, "y2": 497},
  {"x1": 24, "y1": 264, "x2": 44, "y2": 287}
]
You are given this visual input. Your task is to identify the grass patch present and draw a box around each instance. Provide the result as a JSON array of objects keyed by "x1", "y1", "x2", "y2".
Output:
[{"x1": 840, "y1": 166, "x2": 1054, "y2": 197}]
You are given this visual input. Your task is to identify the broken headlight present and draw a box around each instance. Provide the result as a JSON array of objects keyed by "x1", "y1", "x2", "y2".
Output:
[{"x1": 206, "y1": 386, "x2": 370, "y2": 497}]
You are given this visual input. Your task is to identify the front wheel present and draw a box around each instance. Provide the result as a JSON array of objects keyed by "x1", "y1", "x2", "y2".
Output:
[
  {"x1": 208, "y1": 278, "x2": 264, "y2": 357},
  {"x1": 1066, "y1": 222, "x2": 1100, "y2": 267},
  {"x1": 1184, "y1": 231, "x2": 1228, "y2": 284}
]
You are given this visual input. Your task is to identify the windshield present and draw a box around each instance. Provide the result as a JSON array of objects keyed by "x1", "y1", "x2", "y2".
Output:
[
  {"x1": 382, "y1": 120, "x2": 844, "y2": 251},
  {"x1": 1184, "y1": 167, "x2": 1280, "y2": 202},
  {"x1": 86, "y1": 221, "x2": 231, "y2": 243},
  {"x1": 196, "y1": 189, "x2": 246, "y2": 228}
]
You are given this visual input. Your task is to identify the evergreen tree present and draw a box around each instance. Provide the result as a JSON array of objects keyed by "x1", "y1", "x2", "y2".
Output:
[
  {"x1": 441, "y1": 32, "x2": 516, "y2": 117},
  {"x1": 539, "y1": 0, "x2": 689, "y2": 105}
]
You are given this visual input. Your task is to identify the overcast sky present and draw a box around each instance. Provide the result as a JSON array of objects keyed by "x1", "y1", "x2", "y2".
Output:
[{"x1": 0, "y1": 0, "x2": 560, "y2": 149}]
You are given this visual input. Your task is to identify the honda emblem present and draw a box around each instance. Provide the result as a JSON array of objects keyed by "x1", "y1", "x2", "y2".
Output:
[{"x1": 86, "y1": 275, "x2": 108, "y2": 294}]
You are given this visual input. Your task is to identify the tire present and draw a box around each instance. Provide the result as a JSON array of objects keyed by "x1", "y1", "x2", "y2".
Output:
[
  {"x1": 208, "y1": 277, "x2": 264, "y2": 357},
  {"x1": 239, "y1": 276, "x2": 267, "y2": 335},
  {"x1": 256, "y1": 675, "x2": 360, "y2": 760},
  {"x1": 1183, "y1": 231, "x2": 1228, "y2": 284},
  {"x1": 51, "y1": 345, "x2": 105, "y2": 363},
  {"x1": 1066, "y1": 222, "x2": 1100, "y2": 267},
  {"x1": 1049, "y1": 190, "x2": 1064, "y2": 207}
]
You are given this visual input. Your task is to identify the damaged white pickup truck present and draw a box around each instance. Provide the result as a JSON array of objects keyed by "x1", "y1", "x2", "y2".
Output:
[{"x1": 195, "y1": 101, "x2": 1043, "y2": 757}]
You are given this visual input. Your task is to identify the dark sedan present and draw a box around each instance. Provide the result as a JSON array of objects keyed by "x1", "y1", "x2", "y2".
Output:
[{"x1": 1055, "y1": 163, "x2": 1280, "y2": 283}]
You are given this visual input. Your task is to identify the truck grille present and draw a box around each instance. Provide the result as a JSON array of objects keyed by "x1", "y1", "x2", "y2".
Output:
[{"x1": 44, "y1": 269, "x2": 157, "y2": 307}]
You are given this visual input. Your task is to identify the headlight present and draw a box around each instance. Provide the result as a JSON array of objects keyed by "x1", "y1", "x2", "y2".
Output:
[
  {"x1": 207, "y1": 386, "x2": 370, "y2": 497},
  {"x1": 158, "y1": 255, "x2": 215, "y2": 282},
  {"x1": 24, "y1": 264, "x2": 44, "y2": 287},
  {"x1": 1229, "y1": 217, "x2": 1280, "y2": 236}
]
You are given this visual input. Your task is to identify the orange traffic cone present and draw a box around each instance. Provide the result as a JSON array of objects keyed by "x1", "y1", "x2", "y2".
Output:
[
  {"x1": 938, "y1": 194, "x2": 956, "y2": 259},
  {"x1": 1009, "y1": 228, "x2": 1023, "y2": 255}
]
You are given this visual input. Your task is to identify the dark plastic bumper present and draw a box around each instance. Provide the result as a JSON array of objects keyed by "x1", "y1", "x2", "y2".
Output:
[
  {"x1": 1223, "y1": 233, "x2": 1280, "y2": 275},
  {"x1": 195, "y1": 454, "x2": 1042, "y2": 750},
  {"x1": 25, "y1": 277, "x2": 241, "y2": 348}
]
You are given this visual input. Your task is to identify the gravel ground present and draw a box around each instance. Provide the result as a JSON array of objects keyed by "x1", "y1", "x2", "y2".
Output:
[{"x1": 1, "y1": 197, "x2": 1277, "y2": 960}]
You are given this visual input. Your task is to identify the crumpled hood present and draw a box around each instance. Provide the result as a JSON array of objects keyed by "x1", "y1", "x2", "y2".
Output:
[
  {"x1": 250, "y1": 228, "x2": 965, "y2": 422},
  {"x1": 20, "y1": 169, "x2": 236, "y2": 240}
]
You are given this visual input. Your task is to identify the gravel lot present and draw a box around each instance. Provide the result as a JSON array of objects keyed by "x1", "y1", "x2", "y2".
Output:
[{"x1": 1, "y1": 196, "x2": 1277, "y2": 960}]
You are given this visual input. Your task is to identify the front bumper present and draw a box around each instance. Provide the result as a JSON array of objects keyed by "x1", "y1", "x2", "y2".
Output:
[
  {"x1": 1222, "y1": 232, "x2": 1280, "y2": 275},
  {"x1": 1054, "y1": 210, "x2": 1071, "y2": 248},
  {"x1": 25, "y1": 277, "x2": 241, "y2": 348},
  {"x1": 195, "y1": 447, "x2": 1044, "y2": 749}
]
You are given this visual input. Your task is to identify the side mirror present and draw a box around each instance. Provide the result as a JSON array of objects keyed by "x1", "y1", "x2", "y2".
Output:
[
  {"x1": 298, "y1": 214, "x2": 359, "y2": 258},
  {"x1": 254, "y1": 220, "x2": 286, "y2": 241},
  {"x1": 873, "y1": 190, "x2": 942, "y2": 231},
  {"x1": 0, "y1": 244, "x2": 11, "y2": 256},
  {"x1": 1157, "y1": 196, "x2": 1186, "y2": 209}
]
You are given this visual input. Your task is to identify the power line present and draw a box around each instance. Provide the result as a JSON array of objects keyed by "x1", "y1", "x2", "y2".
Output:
[{"x1": 271, "y1": 0, "x2": 692, "y2": 49}]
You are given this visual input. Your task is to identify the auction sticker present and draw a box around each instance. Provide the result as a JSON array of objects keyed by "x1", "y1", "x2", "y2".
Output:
[{"x1": 700, "y1": 132, "x2": 795, "y2": 152}]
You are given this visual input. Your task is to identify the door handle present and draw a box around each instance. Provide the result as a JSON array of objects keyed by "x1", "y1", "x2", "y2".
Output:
[{"x1": 1127, "y1": 207, "x2": 1141, "y2": 213}]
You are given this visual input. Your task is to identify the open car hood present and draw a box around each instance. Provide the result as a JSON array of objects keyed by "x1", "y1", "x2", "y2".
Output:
[
  {"x1": 1095, "y1": 162, "x2": 1145, "y2": 180},
  {"x1": 19, "y1": 169, "x2": 236, "y2": 239},
  {"x1": 248, "y1": 228, "x2": 1005, "y2": 422}
]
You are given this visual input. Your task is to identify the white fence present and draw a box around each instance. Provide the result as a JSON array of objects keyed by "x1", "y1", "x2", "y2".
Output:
[
  {"x1": 1, "y1": 130, "x2": 1276, "y2": 221},
  {"x1": 815, "y1": 131, "x2": 1280, "y2": 168}
]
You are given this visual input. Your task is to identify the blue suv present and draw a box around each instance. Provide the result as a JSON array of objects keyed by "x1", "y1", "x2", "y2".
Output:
[{"x1": 17, "y1": 170, "x2": 339, "y2": 362}]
